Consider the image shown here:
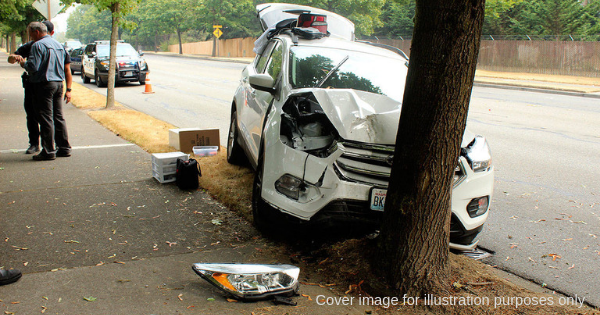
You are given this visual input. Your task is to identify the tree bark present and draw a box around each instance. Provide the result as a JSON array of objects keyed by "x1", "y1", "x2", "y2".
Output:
[
  {"x1": 177, "y1": 28, "x2": 182, "y2": 54},
  {"x1": 10, "y1": 33, "x2": 16, "y2": 53},
  {"x1": 106, "y1": 2, "x2": 121, "y2": 109},
  {"x1": 376, "y1": 0, "x2": 485, "y2": 296}
]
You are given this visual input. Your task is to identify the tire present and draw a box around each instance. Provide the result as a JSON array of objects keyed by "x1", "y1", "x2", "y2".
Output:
[
  {"x1": 226, "y1": 110, "x2": 247, "y2": 165},
  {"x1": 82, "y1": 69, "x2": 90, "y2": 83},
  {"x1": 71, "y1": 68, "x2": 75, "y2": 75},
  {"x1": 95, "y1": 71, "x2": 105, "y2": 87},
  {"x1": 139, "y1": 73, "x2": 146, "y2": 85},
  {"x1": 252, "y1": 150, "x2": 273, "y2": 232}
]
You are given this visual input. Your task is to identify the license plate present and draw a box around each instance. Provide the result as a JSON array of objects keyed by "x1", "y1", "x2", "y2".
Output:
[
  {"x1": 370, "y1": 188, "x2": 387, "y2": 211},
  {"x1": 124, "y1": 71, "x2": 133, "y2": 77}
]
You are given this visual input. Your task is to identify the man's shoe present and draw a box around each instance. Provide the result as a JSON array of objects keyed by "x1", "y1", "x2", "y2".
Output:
[
  {"x1": 56, "y1": 150, "x2": 71, "y2": 157},
  {"x1": 0, "y1": 269, "x2": 22, "y2": 286},
  {"x1": 25, "y1": 145, "x2": 40, "y2": 154},
  {"x1": 32, "y1": 152, "x2": 56, "y2": 161}
]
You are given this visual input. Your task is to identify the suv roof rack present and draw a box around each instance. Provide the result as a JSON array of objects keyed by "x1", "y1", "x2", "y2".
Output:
[{"x1": 356, "y1": 40, "x2": 409, "y2": 60}]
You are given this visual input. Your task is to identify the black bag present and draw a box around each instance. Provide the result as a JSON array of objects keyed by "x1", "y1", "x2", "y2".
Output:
[{"x1": 176, "y1": 158, "x2": 201, "y2": 190}]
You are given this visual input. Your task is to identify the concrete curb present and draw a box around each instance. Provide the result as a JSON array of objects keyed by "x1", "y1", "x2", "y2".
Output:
[{"x1": 474, "y1": 82, "x2": 600, "y2": 99}]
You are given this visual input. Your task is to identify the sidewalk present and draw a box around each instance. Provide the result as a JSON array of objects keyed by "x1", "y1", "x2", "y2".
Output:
[{"x1": 0, "y1": 52, "x2": 368, "y2": 314}]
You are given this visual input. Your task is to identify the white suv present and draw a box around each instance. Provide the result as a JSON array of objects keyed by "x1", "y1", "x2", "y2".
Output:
[{"x1": 228, "y1": 3, "x2": 494, "y2": 250}]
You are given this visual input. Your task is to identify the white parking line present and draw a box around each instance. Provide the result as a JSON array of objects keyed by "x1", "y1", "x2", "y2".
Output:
[{"x1": 0, "y1": 143, "x2": 137, "y2": 154}]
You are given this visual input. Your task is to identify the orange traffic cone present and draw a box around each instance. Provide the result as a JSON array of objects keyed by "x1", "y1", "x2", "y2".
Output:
[{"x1": 143, "y1": 73, "x2": 155, "y2": 94}]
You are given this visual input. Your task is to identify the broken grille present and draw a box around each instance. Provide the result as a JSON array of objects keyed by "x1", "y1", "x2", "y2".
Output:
[{"x1": 334, "y1": 141, "x2": 466, "y2": 187}]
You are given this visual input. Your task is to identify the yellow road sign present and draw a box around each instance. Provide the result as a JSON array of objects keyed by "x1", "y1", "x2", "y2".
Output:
[{"x1": 213, "y1": 28, "x2": 223, "y2": 39}]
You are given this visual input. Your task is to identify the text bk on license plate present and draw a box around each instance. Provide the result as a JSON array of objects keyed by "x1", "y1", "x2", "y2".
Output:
[{"x1": 370, "y1": 188, "x2": 387, "y2": 211}]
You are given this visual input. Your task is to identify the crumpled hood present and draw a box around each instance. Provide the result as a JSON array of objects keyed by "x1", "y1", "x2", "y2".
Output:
[{"x1": 310, "y1": 89, "x2": 476, "y2": 147}]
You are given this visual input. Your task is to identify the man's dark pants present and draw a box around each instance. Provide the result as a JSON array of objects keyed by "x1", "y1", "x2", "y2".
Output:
[
  {"x1": 23, "y1": 82, "x2": 40, "y2": 147},
  {"x1": 33, "y1": 81, "x2": 71, "y2": 155}
]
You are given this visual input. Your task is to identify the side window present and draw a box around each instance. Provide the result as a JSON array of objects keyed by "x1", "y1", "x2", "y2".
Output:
[
  {"x1": 266, "y1": 42, "x2": 283, "y2": 80},
  {"x1": 255, "y1": 41, "x2": 276, "y2": 74}
]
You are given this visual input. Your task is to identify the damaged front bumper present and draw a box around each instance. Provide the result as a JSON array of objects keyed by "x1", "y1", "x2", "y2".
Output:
[{"x1": 262, "y1": 137, "x2": 494, "y2": 250}]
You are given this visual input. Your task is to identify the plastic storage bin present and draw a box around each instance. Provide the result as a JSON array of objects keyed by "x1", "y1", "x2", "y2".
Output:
[
  {"x1": 192, "y1": 146, "x2": 218, "y2": 157},
  {"x1": 151, "y1": 152, "x2": 188, "y2": 183}
]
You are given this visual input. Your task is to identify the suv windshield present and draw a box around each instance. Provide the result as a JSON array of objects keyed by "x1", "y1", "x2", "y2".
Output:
[
  {"x1": 289, "y1": 46, "x2": 407, "y2": 102},
  {"x1": 96, "y1": 44, "x2": 139, "y2": 58}
]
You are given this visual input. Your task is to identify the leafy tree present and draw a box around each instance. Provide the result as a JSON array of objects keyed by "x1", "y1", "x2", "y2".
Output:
[
  {"x1": 0, "y1": 0, "x2": 43, "y2": 49},
  {"x1": 482, "y1": 0, "x2": 523, "y2": 34},
  {"x1": 66, "y1": 5, "x2": 112, "y2": 43},
  {"x1": 508, "y1": 0, "x2": 600, "y2": 36},
  {"x1": 376, "y1": 0, "x2": 485, "y2": 294},
  {"x1": 193, "y1": 0, "x2": 260, "y2": 39},
  {"x1": 375, "y1": 0, "x2": 415, "y2": 38}
]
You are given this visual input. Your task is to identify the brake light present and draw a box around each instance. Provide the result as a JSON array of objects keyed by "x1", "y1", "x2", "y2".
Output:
[{"x1": 297, "y1": 13, "x2": 328, "y2": 34}]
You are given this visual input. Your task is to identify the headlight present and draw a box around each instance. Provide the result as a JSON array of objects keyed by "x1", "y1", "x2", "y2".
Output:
[
  {"x1": 275, "y1": 174, "x2": 303, "y2": 200},
  {"x1": 100, "y1": 61, "x2": 110, "y2": 69},
  {"x1": 192, "y1": 263, "x2": 300, "y2": 301},
  {"x1": 139, "y1": 60, "x2": 147, "y2": 70},
  {"x1": 465, "y1": 136, "x2": 492, "y2": 172}
]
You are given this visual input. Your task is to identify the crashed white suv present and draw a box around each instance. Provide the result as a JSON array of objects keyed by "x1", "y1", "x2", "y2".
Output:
[{"x1": 227, "y1": 3, "x2": 494, "y2": 251}]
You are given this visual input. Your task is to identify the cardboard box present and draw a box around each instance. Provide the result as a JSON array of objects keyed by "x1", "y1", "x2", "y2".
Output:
[{"x1": 169, "y1": 128, "x2": 220, "y2": 153}]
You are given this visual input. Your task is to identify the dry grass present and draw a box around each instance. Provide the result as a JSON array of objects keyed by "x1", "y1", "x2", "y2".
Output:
[
  {"x1": 88, "y1": 108, "x2": 176, "y2": 153},
  {"x1": 196, "y1": 150, "x2": 255, "y2": 221},
  {"x1": 70, "y1": 82, "x2": 121, "y2": 109}
]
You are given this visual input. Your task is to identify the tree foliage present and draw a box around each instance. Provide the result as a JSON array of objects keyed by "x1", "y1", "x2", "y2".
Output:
[
  {"x1": 507, "y1": 0, "x2": 600, "y2": 36},
  {"x1": 66, "y1": 5, "x2": 112, "y2": 43}
]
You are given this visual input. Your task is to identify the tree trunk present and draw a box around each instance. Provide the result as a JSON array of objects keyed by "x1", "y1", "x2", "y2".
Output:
[
  {"x1": 20, "y1": 30, "x2": 27, "y2": 45},
  {"x1": 177, "y1": 28, "x2": 183, "y2": 54},
  {"x1": 376, "y1": 0, "x2": 485, "y2": 296},
  {"x1": 10, "y1": 33, "x2": 16, "y2": 53},
  {"x1": 106, "y1": 2, "x2": 121, "y2": 109}
]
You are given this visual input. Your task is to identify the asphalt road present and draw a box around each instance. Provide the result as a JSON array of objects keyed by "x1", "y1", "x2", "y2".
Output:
[
  {"x1": 469, "y1": 87, "x2": 600, "y2": 306},
  {"x1": 78, "y1": 55, "x2": 600, "y2": 307}
]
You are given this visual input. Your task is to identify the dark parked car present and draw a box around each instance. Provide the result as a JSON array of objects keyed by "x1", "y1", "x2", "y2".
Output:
[
  {"x1": 81, "y1": 40, "x2": 149, "y2": 87},
  {"x1": 69, "y1": 47, "x2": 83, "y2": 74}
]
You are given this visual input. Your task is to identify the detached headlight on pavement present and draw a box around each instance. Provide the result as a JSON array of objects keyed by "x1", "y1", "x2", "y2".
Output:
[
  {"x1": 192, "y1": 263, "x2": 300, "y2": 301},
  {"x1": 465, "y1": 136, "x2": 492, "y2": 172}
]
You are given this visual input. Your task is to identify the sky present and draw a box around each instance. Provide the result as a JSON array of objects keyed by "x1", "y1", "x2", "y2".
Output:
[{"x1": 51, "y1": 4, "x2": 78, "y2": 34}]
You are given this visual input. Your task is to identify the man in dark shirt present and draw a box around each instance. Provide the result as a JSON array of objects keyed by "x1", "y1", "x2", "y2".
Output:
[
  {"x1": 7, "y1": 40, "x2": 39, "y2": 154},
  {"x1": 20, "y1": 21, "x2": 72, "y2": 161},
  {"x1": 7, "y1": 21, "x2": 71, "y2": 156}
]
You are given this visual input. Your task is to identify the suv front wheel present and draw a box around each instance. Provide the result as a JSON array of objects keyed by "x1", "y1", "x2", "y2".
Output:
[{"x1": 81, "y1": 69, "x2": 90, "y2": 83}]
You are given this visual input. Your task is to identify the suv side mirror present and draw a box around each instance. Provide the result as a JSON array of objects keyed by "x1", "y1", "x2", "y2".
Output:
[
  {"x1": 249, "y1": 73, "x2": 275, "y2": 94},
  {"x1": 89, "y1": 51, "x2": 96, "y2": 58}
]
